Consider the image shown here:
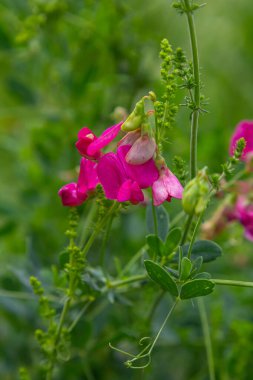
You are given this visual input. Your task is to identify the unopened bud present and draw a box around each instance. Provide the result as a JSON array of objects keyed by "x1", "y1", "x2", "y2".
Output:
[
  {"x1": 182, "y1": 169, "x2": 210, "y2": 215},
  {"x1": 121, "y1": 99, "x2": 145, "y2": 132}
]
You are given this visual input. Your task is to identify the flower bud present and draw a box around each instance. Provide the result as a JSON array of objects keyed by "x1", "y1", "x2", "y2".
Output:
[
  {"x1": 182, "y1": 169, "x2": 210, "y2": 215},
  {"x1": 121, "y1": 99, "x2": 145, "y2": 132}
]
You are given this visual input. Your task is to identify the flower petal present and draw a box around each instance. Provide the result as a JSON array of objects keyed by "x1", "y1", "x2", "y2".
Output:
[
  {"x1": 87, "y1": 122, "x2": 123, "y2": 156},
  {"x1": 117, "y1": 179, "x2": 144, "y2": 204},
  {"x1": 117, "y1": 145, "x2": 159, "y2": 188},
  {"x1": 77, "y1": 158, "x2": 98, "y2": 194},
  {"x1": 125, "y1": 135, "x2": 156, "y2": 165},
  {"x1": 58, "y1": 183, "x2": 87, "y2": 207},
  {"x1": 97, "y1": 152, "x2": 126, "y2": 199},
  {"x1": 163, "y1": 168, "x2": 183, "y2": 199},
  {"x1": 152, "y1": 177, "x2": 169, "y2": 206},
  {"x1": 75, "y1": 127, "x2": 101, "y2": 159}
]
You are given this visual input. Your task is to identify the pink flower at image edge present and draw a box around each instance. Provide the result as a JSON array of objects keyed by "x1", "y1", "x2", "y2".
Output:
[{"x1": 229, "y1": 120, "x2": 253, "y2": 160}]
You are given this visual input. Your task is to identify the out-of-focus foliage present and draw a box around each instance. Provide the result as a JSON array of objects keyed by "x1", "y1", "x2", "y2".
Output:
[{"x1": 1, "y1": 0, "x2": 253, "y2": 379}]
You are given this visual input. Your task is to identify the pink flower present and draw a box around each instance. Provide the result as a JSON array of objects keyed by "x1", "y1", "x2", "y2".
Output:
[
  {"x1": 229, "y1": 120, "x2": 253, "y2": 161},
  {"x1": 235, "y1": 196, "x2": 253, "y2": 241},
  {"x1": 58, "y1": 158, "x2": 98, "y2": 206},
  {"x1": 97, "y1": 145, "x2": 159, "y2": 205},
  {"x1": 76, "y1": 122, "x2": 123, "y2": 160},
  {"x1": 152, "y1": 166, "x2": 183, "y2": 206}
]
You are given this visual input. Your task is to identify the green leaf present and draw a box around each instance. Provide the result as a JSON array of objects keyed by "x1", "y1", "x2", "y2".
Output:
[
  {"x1": 180, "y1": 279, "x2": 215, "y2": 299},
  {"x1": 146, "y1": 234, "x2": 164, "y2": 257},
  {"x1": 144, "y1": 260, "x2": 178, "y2": 297},
  {"x1": 180, "y1": 257, "x2": 192, "y2": 281},
  {"x1": 190, "y1": 256, "x2": 203, "y2": 277},
  {"x1": 175, "y1": 240, "x2": 222, "y2": 263},
  {"x1": 146, "y1": 203, "x2": 169, "y2": 241},
  {"x1": 193, "y1": 272, "x2": 212, "y2": 280},
  {"x1": 164, "y1": 227, "x2": 182, "y2": 255}
]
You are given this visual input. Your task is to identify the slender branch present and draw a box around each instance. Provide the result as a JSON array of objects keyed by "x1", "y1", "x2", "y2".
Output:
[
  {"x1": 81, "y1": 202, "x2": 119, "y2": 258},
  {"x1": 180, "y1": 213, "x2": 194, "y2": 245},
  {"x1": 198, "y1": 298, "x2": 216, "y2": 380},
  {"x1": 79, "y1": 202, "x2": 97, "y2": 248},
  {"x1": 106, "y1": 274, "x2": 146, "y2": 289},
  {"x1": 120, "y1": 245, "x2": 148, "y2": 276},
  {"x1": 183, "y1": 0, "x2": 201, "y2": 179},
  {"x1": 187, "y1": 211, "x2": 203, "y2": 259},
  {"x1": 212, "y1": 279, "x2": 253, "y2": 288}
]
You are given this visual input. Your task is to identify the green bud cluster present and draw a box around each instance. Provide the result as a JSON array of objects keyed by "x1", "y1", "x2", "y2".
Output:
[
  {"x1": 222, "y1": 138, "x2": 246, "y2": 178},
  {"x1": 155, "y1": 39, "x2": 179, "y2": 137},
  {"x1": 182, "y1": 168, "x2": 210, "y2": 215},
  {"x1": 173, "y1": 155, "x2": 188, "y2": 185},
  {"x1": 172, "y1": 1, "x2": 204, "y2": 14},
  {"x1": 30, "y1": 276, "x2": 55, "y2": 319}
]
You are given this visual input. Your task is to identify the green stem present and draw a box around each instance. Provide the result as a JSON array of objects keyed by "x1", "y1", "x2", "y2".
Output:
[
  {"x1": 45, "y1": 205, "x2": 119, "y2": 379},
  {"x1": 81, "y1": 202, "x2": 119, "y2": 258},
  {"x1": 152, "y1": 199, "x2": 159, "y2": 241},
  {"x1": 183, "y1": 0, "x2": 201, "y2": 179},
  {"x1": 107, "y1": 274, "x2": 146, "y2": 289},
  {"x1": 120, "y1": 245, "x2": 148, "y2": 276},
  {"x1": 180, "y1": 213, "x2": 194, "y2": 245},
  {"x1": 68, "y1": 301, "x2": 92, "y2": 332},
  {"x1": 198, "y1": 298, "x2": 216, "y2": 380},
  {"x1": 79, "y1": 202, "x2": 97, "y2": 248},
  {"x1": 187, "y1": 211, "x2": 203, "y2": 259},
  {"x1": 99, "y1": 212, "x2": 114, "y2": 268},
  {"x1": 212, "y1": 279, "x2": 253, "y2": 288},
  {"x1": 148, "y1": 299, "x2": 178, "y2": 352}
]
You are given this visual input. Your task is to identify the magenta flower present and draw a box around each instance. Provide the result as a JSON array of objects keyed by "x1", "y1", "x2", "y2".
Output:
[
  {"x1": 229, "y1": 120, "x2": 253, "y2": 160},
  {"x1": 58, "y1": 182, "x2": 87, "y2": 207},
  {"x1": 75, "y1": 127, "x2": 101, "y2": 160},
  {"x1": 76, "y1": 122, "x2": 123, "y2": 160},
  {"x1": 152, "y1": 166, "x2": 183, "y2": 206},
  {"x1": 97, "y1": 145, "x2": 159, "y2": 204},
  {"x1": 58, "y1": 158, "x2": 98, "y2": 206},
  {"x1": 235, "y1": 196, "x2": 253, "y2": 241}
]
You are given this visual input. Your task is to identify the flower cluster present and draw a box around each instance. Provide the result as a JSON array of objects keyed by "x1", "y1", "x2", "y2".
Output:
[
  {"x1": 203, "y1": 120, "x2": 253, "y2": 241},
  {"x1": 58, "y1": 107, "x2": 183, "y2": 207}
]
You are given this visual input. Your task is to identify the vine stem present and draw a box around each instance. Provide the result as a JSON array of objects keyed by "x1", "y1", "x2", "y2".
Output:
[
  {"x1": 180, "y1": 213, "x2": 194, "y2": 245},
  {"x1": 46, "y1": 202, "x2": 119, "y2": 379},
  {"x1": 187, "y1": 211, "x2": 203, "y2": 259},
  {"x1": 180, "y1": 0, "x2": 201, "y2": 245},
  {"x1": 198, "y1": 298, "x2": 216, "y2": 380},
  {"x1": 183, "y1": 0, "x2": 201, "y2": 179},
  {"x1": 81, "y1": 202, "x2": 119, "y2": 258}
]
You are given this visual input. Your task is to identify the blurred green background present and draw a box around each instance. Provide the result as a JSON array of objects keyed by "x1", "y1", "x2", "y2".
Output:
[{"x1": 1, "y1": 0, "x2": 253, "y2": 379}]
